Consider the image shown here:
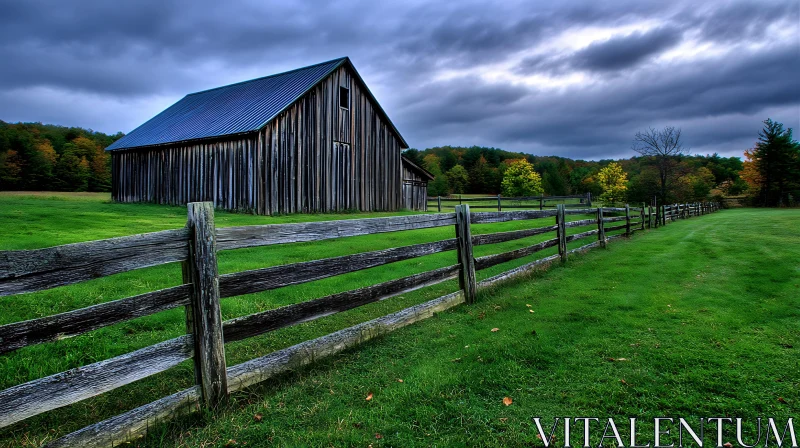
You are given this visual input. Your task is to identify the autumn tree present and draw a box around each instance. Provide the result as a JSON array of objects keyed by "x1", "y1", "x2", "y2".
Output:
[
  {"x1": 501, "y1": 159, "x2": 543, "y2": 197},
  {"x1": 597, "y1": 162, "x2": 628, "y2": 204},
  {"x1": 632, "y1": 126, "x2": 688, "y2": 202},
  {"x1": 423, "y1": 154, "x2": 449, "y2": 196}
]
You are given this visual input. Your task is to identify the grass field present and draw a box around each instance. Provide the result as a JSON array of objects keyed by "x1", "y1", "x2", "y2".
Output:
[{"x1": 0, "y1": 193, "x2": 797, "y2": 447}]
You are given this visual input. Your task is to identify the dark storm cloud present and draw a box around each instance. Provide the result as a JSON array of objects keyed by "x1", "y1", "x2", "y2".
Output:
[
  {"x1": 0, "y1": 0, "x2": 797, "y2": 159},
  {"x1": 572, "y1": 26, "x2": 683, "y2": 71}
]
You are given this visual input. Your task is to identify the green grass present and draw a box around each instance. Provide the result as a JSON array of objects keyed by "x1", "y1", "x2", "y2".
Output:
[{"x1": 0, "y1": 194, "x2": 797, "y2": 447}]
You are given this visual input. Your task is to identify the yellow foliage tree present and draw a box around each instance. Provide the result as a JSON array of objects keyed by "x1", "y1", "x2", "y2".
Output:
[
  {"x1": 597, "y1": 162, "x2": 628, "y2": 204},
  {"x1": 501, "y1": 159, "x2": 543, "y2": 197}
]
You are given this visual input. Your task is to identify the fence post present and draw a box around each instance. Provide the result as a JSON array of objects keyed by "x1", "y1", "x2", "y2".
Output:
[
  {"x1": 587, "y1": 192, "x2": 592, "y2": 207},
  {"x1": 497, "y1": 194, "x2": 502, "y2": 212},
  {"x1": 654, "y1": 198, "x2": 659, "y2": 228},
  {"x1": 186, "y1": 202, "x2": 228, "y2": 408},
  {"x1": 661, "y1": 205, "x2": 666, "y2": 226},
  {"x1": 437, "y1": 196, "x2": 441, "y2": 213},
  {"x1": 640, "y1": 203, "x2": 645, "y2": 230},
  {"x1": 625, "y1": 204, "x2": 631, "y2": 237},
  {"x1": 557, "y1": 204, "x2": 567, "y2": 262},
  {"x1": 454, "y1": 205, "x2": 476, "y2": 304},
  {"x1": 597, "y1": 207, "x2": 606, "y2": 248},
  {"x1": 539, "y1": 197, "x2": 543, "y2": 211}
]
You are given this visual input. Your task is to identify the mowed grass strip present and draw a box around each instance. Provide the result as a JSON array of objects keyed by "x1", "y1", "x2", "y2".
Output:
[{"x1": 0, "y1": 192, "x2": 605, "y2": 446}]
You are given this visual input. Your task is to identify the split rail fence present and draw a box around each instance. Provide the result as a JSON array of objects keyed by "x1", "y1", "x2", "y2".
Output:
[
  {"x1": 0, "y1": 200, "x2": 719, "y2": 447},
  {"x1": 428, "y1": 193, "x2": 592, "y2": 212}
]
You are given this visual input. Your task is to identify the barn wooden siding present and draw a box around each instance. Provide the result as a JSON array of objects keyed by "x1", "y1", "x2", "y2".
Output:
[
  {"x1": 112, "y1": 66, "x2": 403, "y2": 214},
  {"x1": 402, "y1": 164, "x2": 428, "y2": 211}
]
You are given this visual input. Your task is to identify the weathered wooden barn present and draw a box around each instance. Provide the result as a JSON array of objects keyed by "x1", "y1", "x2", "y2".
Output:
[{"x1": 107, "y1": 57, "x2": 427, "y2": 213}]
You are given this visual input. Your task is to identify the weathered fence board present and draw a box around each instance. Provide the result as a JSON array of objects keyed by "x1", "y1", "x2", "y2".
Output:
[
  {"x1": 0, "y1": 284, "x2": 191, "y2": 354},
  {"x1": 454, "y1": 205, "x2": 477, "y2": 304},
  {"x1": 216, "y1": 213, "x2": 457, "y2": 251},
  {"x1": 470, "y1": 210, "x2": 558, "y2": 223},
  {"x1": 471, "y1": 225, "x2": 558, "y2": 246},
  {"x1": 0, "y1": 228, "x2": 189, "y2": 297},
  {"x1": 218, "y1": 238, "x2": 458, "y2": 298},
  {"x1": 223, "y1": 264, "x2": 460, "y2": 343},
  {"x1": 474, "y1": 238, "x2": 559, "y2": 271},
  {"x1": 0, "y1": 335, "x2": 193, "y2": 428}
]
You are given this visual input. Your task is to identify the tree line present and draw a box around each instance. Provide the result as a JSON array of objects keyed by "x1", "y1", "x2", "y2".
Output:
[
  {"x1": 1, "y1": 119, "x2": 796, "y2": 207},
  {"x1": 403, "y1": 144, "x2": 746, "y2": 205},
  {"x1": 403, "y1": 119, "x2": 799, "y2": 207},
  {"x1": 0, "y1": 121, "x2": 123, "y2": 192}
]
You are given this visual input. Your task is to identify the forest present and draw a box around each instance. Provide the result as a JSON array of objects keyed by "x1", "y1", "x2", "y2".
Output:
[
  {"x1": 402, "y1": 145, "x2": 747, "y2": 204},
  {"x1": 0, "y1": 121, "x2": 123, "y2": 192}
]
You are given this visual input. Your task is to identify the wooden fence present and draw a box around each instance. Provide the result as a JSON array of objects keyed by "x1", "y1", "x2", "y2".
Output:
[
  {"x1": 428, "y1": 193, "x2": 592, "y2": 212},
  {"x1": 0, "y1": 201, "x2": 719, "y2": 447}
]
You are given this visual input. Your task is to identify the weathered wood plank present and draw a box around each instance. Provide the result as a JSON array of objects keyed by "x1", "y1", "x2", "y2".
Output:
[
  {"x1": 602, "y1": 216, "x2": 627, "y2": 223},
  {"x1": 0, "y1": 284, "x2": 191, "y2": 354},
  {"x1": 565, "y1": 229, "x2": 599, "y2": 243},
  {"x1": 45, "y1": 386, "x2": 200, "y2": 448},
  {"x1": 225, "y1": 289, "x2": 466, "y2": 393},
  {"x1": 224, "y1": 264, "x2": 459, "y2": 343},
  {"x1": 474, "y1": 238, "x2": 559, "y2": 271},
  {"x1": 564, "y1": 219, "x2": 596, "y2": 228},
  {"x1": 471, "y1": 225, "x2": 557, "y2": 246},
  {"x1": 218, "y1": 238, "x2": 458, "y2": 298},
  {"x1": 185, "y1": 203, "x2": 227, "y2": 408},
  {"x1": 605, "y1": 224, "x2": 627, "y2": 232},
  {"x1": 470, "y1": 209, "x2": 558, "y2": 224},
  {"x1": 454, "y1": 205, "x2": 477, "y2": 304},
  {"x1": 567, "y1": 240, "x2": 601, "y2": 255},
  {"x1": 0, "y1": 228, "x2": 189, "y2": 297},
  {"x1": 0, "y1": 335, "x2": 193, "y2": 429},
  {"x1": 216, "y1": 213, "x2": 457, "y2": 250}
]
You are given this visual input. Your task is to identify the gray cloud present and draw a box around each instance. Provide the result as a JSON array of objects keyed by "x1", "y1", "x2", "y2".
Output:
[
  {"x1": 573, "y1": 26, "x2": 683, "y2": 72},
  {"x1": 0, "y1": 0, "x2": 797, "y2": 160}
]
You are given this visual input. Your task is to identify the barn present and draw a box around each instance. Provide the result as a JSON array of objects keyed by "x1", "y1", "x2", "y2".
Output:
[
  {"x1": 401, "y1": 156, "x2": 434, "y2": 211},
  {"x1": 107, "y1": 57, "x2": 427, "y2": 213}
]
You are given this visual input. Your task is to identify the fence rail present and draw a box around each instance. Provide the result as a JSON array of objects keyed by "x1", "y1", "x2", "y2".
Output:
[
  {"x1": 427, "y1": 193, "x2": 592, "y2": 212},
  {"x1": 0, "y1": 200, "x2": 720, "y2": 447}
]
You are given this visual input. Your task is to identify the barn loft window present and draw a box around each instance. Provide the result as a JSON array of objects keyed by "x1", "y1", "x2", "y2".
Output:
[{"x1": 339, "y1": 86, "x2": 350, "y2": 109}]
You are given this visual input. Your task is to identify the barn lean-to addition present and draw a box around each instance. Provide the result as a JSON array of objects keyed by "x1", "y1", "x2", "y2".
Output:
[{"x1": 107, "y1": 57, "x2": 428, "y2": 213}]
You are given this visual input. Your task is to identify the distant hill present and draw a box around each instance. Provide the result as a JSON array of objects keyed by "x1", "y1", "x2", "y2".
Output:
[{"x1": 0, "y1": 121, "x2": 124, "y2": 192}]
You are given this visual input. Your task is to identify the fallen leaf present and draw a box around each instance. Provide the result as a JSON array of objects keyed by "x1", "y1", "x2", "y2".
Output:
[
  {"x1": 225, "y1": 440, "x2": 237, "y2": 447},
  {"x1": 451, "y1": 357, "x2": 462, "y2": 363},
  {"x1": 526, "y1": 304, "x2": 532, "y2": 307},
  {"x1": 529, "y1": 310, "x2": 535, "y2": 313},
  {"x1": 503, "y1": 397, "x2": 513, "y2": 406},
  {"x1": 375, "y1": 433, "x2": 383, "y2": 439},
  {"x1": 491, "y1": 328, "x2": 499, "y2": 332},
  {"x1": 499, "y1": 418, "x2": 508, "y2": 423},
  {"x1": 397, "y1": 379, "x2": 404, "y2": 383},
  {"x1": 778, "y1": 397, "x2": 787, "y2": 404},
  {"x1": 465, "y1": 345, "x2": 469, "y2": 348},
  {"x1": 366, "y1": 392, "x2": 373, "y2": 401},
  {"x1": 617, "y1": 358, "x2": 628, "y2": 361},
  {"x1": 478, "y1": 312, "x2": 486, "y2": 320},
  {"x1": 253, "y1": 413, "x2": 263, "y2": 422},
  {"x1": 724, "y1": 443, "x2": 733, "y2": 448},
  {"x1": 494, "y1": 306, "x2": 501, "y2": 310},
  {"x1": 620, "y1": 379, "x2": 628, "y2": 385}
]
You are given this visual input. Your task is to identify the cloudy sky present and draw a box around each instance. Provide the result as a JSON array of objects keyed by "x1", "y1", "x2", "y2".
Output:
[{"x1": 1, "y1": 0, "x2": 798, "y2": 160}]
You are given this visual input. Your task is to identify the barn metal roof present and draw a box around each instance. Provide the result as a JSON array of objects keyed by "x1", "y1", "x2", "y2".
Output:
[{"x1": 107, "y1": 57, "x2": 407, "y2": 151}]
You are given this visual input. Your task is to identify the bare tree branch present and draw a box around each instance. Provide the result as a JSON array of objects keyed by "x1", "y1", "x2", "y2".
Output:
[{"x1": 631, "y1": 126, "x2": 689, "y2": 202}]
